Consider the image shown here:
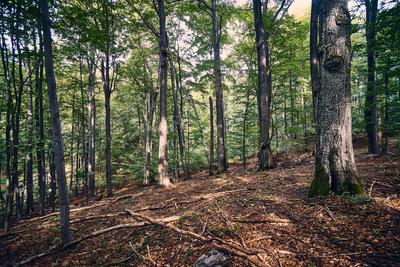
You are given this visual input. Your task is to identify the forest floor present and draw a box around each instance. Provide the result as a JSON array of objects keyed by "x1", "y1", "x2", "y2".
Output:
[{"x1": 1, "y1": 143, "x2": 400, "y2": 267}]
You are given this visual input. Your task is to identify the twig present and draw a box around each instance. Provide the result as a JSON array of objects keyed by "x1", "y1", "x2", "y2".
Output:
[
  {"x1": 124, "y1": 209, "x2": 271, "y2": 267},
  {"x1": 324, "y1": 205, "x2": 336, "y2": 221},
  {"x1": 368, "y1": 179, "x2": 377, "y2": 197},
  {"x1": 129, "y1": 242, "x2": 156, "y2": 266},
  {"x1": 15, "y1": 216, "x2": 179, "y2": 266}
]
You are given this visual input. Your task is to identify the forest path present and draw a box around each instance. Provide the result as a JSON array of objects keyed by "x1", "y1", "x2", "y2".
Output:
[{"x1": 1, "y1": 150, "x2": 399, "y2": 266}]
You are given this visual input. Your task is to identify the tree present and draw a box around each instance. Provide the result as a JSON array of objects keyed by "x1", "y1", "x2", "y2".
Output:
[
  {"x1": 39, "y1": 0, "x2": 71, "y2": 244},
  {"x1": 364, "y1": 0, "x2": 379, "y2": 154},
  {"x1": 309, "y1": 0, "x2": 364, "y2": 196},
  {"x1": 157, "y1": 0, "x2": 171, "y2": 187},
  {"x1": 252, "y1": 0, "x2": 273, "y2": 170}
]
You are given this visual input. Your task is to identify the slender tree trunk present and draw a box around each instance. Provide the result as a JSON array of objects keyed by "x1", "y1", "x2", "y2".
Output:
[
  {"x1": 310, "y1": 0, "x2": 320, "y2": 120},
  {"x1": 242, "y1": 89, "x2": 250, "y2": 169},
  {"x1": 157, "y1": 0, "x2": 171, "y2": 187},
  {"x1": 25, "y1": 47, "x2": 34, "y2": 215},
  {"x1": 209, "y1": 96, "x2": 214, "y2": 176},
  {"x1": 364, "y1": 0, "x2": 379, "y2": 154},
  {"x1": 1, "y1": 5, "x2": 13, "y2": 230},
  {"x1": 143, "y1": 86, "x2": 157, "y2": 185},
  {"x1": 69, "y1": 87, "x2": 76, "y2": 193},
  {"x1": 40, "y1": 0, "x2": 72, "y2": 244},
  {"x1": 211, "y1": 0, "x2": 228, "y2": 172},
  {"x1": 252, "y1": 0, "x2": 273, "y2": 170},
  {"x1": 8, "y1": 3, "x2": 24, "y2": 224},
  {"x1": 309, "y1": 0, "x2": 364, "y2": 197},
  {"x1": 34, "y1": 24, "x2": 46, "y2": 216},
  {"x1": 382, "y1": 62, "x2": 390, "y2": 154},
  {"x1": 87, "y1": 56, "x2": 96, "y2": 196}
]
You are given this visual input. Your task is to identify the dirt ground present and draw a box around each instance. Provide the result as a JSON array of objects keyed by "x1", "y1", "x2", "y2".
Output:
[{"x1": 1, "y1": 145, "x2": 399, "y2": 267}]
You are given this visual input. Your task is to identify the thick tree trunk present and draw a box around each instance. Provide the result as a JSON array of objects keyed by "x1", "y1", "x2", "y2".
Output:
[
  {"x1": 209, "y1": 96, "x2": 214, "y2": 176},
  {"x1": 309, "y1": 0, "x2": 364, "y2": 197},
  {"x1": 157, "y1": 0, "x2": 171, "y2": 187},
  {"x1": 252, "y1": 0, "x2": 273, "y2": 170},
  {"x1": 87, "y1": 57, "x2": 96, "y2": 196},
  {"x1": 364, "y1": 0, "x2": 379, "y2": 154},
  {"x1": 212, "y1": 0, "x2": 228, "y2": 172},
  {"x1": 40, "y1": 0, "x2": 72, "y2": 244}
]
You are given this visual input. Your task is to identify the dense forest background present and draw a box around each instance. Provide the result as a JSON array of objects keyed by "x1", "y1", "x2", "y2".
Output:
[{"x1": 0, "y1": 0, "x2": 400, "y2": 265}]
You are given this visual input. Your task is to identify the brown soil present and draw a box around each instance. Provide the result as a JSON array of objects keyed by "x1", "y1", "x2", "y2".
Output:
[{"x1": 1, "y1": 147, "x2": 399, "y2": 267}]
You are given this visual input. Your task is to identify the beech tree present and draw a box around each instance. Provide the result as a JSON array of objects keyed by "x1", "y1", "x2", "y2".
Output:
[
  {"x1": 39, "y1": 0, "x2": 71, "y2": 244},
  {"x1": 309, "y1": 0, "x2": 364, "y2": 196}
]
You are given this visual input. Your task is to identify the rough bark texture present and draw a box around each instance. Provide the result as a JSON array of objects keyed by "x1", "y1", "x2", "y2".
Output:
[
  {"x1": 40, "y1": 0, "x2": 72, "y2": 244},
  {"x1": 157, "y1": 0, "x2": 171, "y2": 187},
  {"x1": 309, "y1": 0, "x2": 364, "y2": 197},
  {"x1": 212, "y1": 0, "x2": 228, "y2": 172},
  {"x1": 364, "y1": 0, "x2": 379, "y2": 154},
  {"x1": 252, "y1": 0, "x2": 273, "y2": 170}
]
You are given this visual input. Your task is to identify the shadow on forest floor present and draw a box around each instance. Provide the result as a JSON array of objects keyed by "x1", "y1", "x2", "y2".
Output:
[{"x1": 1, "y1": 145, "x2": 400, "y2": 266}]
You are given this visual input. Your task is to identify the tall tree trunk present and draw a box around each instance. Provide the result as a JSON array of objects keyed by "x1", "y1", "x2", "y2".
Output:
[
  {"x1": 242, "y1": 89, "x2": 250, "y2": 169},
  {"x1": 87, "y1": 56, "x2": 96, "y2": 196},
  {"x1": 35, "y1": 24, "x2": 46, "y2": 216},
  {"x1": 309, "y1": 0, "x2": 364, "y2": 197},
  {"x1": 25, "y1": 47, "x2": 34, "y2": 215},
  {"x1": 310, "y1": 0, "x2": 320, "y2": 120},
  {"x1": 209, "y1": 96, "x2": 214, "y2": 176},
  {"x1": 40, "y1": 0, "x2": 72, "y2": 244},
  {"x1": 8, "y1": 2, "x2": 25, "y2": 225},
  {"x1": 364, "y1": 0, "x2": 379, "y2": 154},
  {"x1": 101, "y1": 56, "x2": 112, "y2": 197},
  {"x1": 157, "y1": 0, "x2": 171, "y2": 187},
  {"x1": 212, "y1": 0, "x2": 228, "y2": 172},
  {"x1": 143, "y1": 84, "x2": 157, "y2": 185},
  {"x1": 252, "y1": 0, "x2": 273, "y2": 170},
  {"x1": 1, "y1": 4, "x2": 13, "y2": 230},
  {"x1": 78, "y1": 57, "x2": 87, "y2": 196}
]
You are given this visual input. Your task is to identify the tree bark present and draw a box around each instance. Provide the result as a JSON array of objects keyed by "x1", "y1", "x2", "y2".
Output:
[
  {"x1": 211, "y1": 0, "x2": 228, "y2": 172},
  {"x1": 309, "y1": 0, "x2": 364, "y2": 196},
  {"x1": 310, "y1": 0, "x2": 320, "y2": 120},
  {"x1": 157, "y1": 0, "x2": 171, "y2": 187},
  {"x1": 252, "y1": 0, "x2": 273, "y2": 170},
  {"x1": 364, "y1": 0, "x2": 379, "y2": 154},
  {"x1": 39, "y1": 0, "x2": 72, "y2": 244},
  {"x1": 87, "y1": 56, "x2": 96, "y2": 196},
  {"x1": 34, "y1": 23, "x2": 46, "y2": 216},
  {"x1": 25, "y1": 47, "x2": 34, "y2": 215},
  {"x1": 209, "y1": 96, "x2": 214, "y2": 176}
]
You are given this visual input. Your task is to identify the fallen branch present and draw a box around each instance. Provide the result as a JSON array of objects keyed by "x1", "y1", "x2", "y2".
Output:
[
  {"x1": 124, "y1": 209, "x2": 271, "y2": 267},
  {"x1": 15, "y1": 216, "x2": 179, "y2": 267}
]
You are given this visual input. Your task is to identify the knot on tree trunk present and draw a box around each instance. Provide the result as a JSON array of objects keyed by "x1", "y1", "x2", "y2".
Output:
[
  {"x1": 193, "y1": 249, "x2": 231, "y2": 267},
  {"x1": 323, "y1": 55, "x2": 343, "y2": 72}
]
